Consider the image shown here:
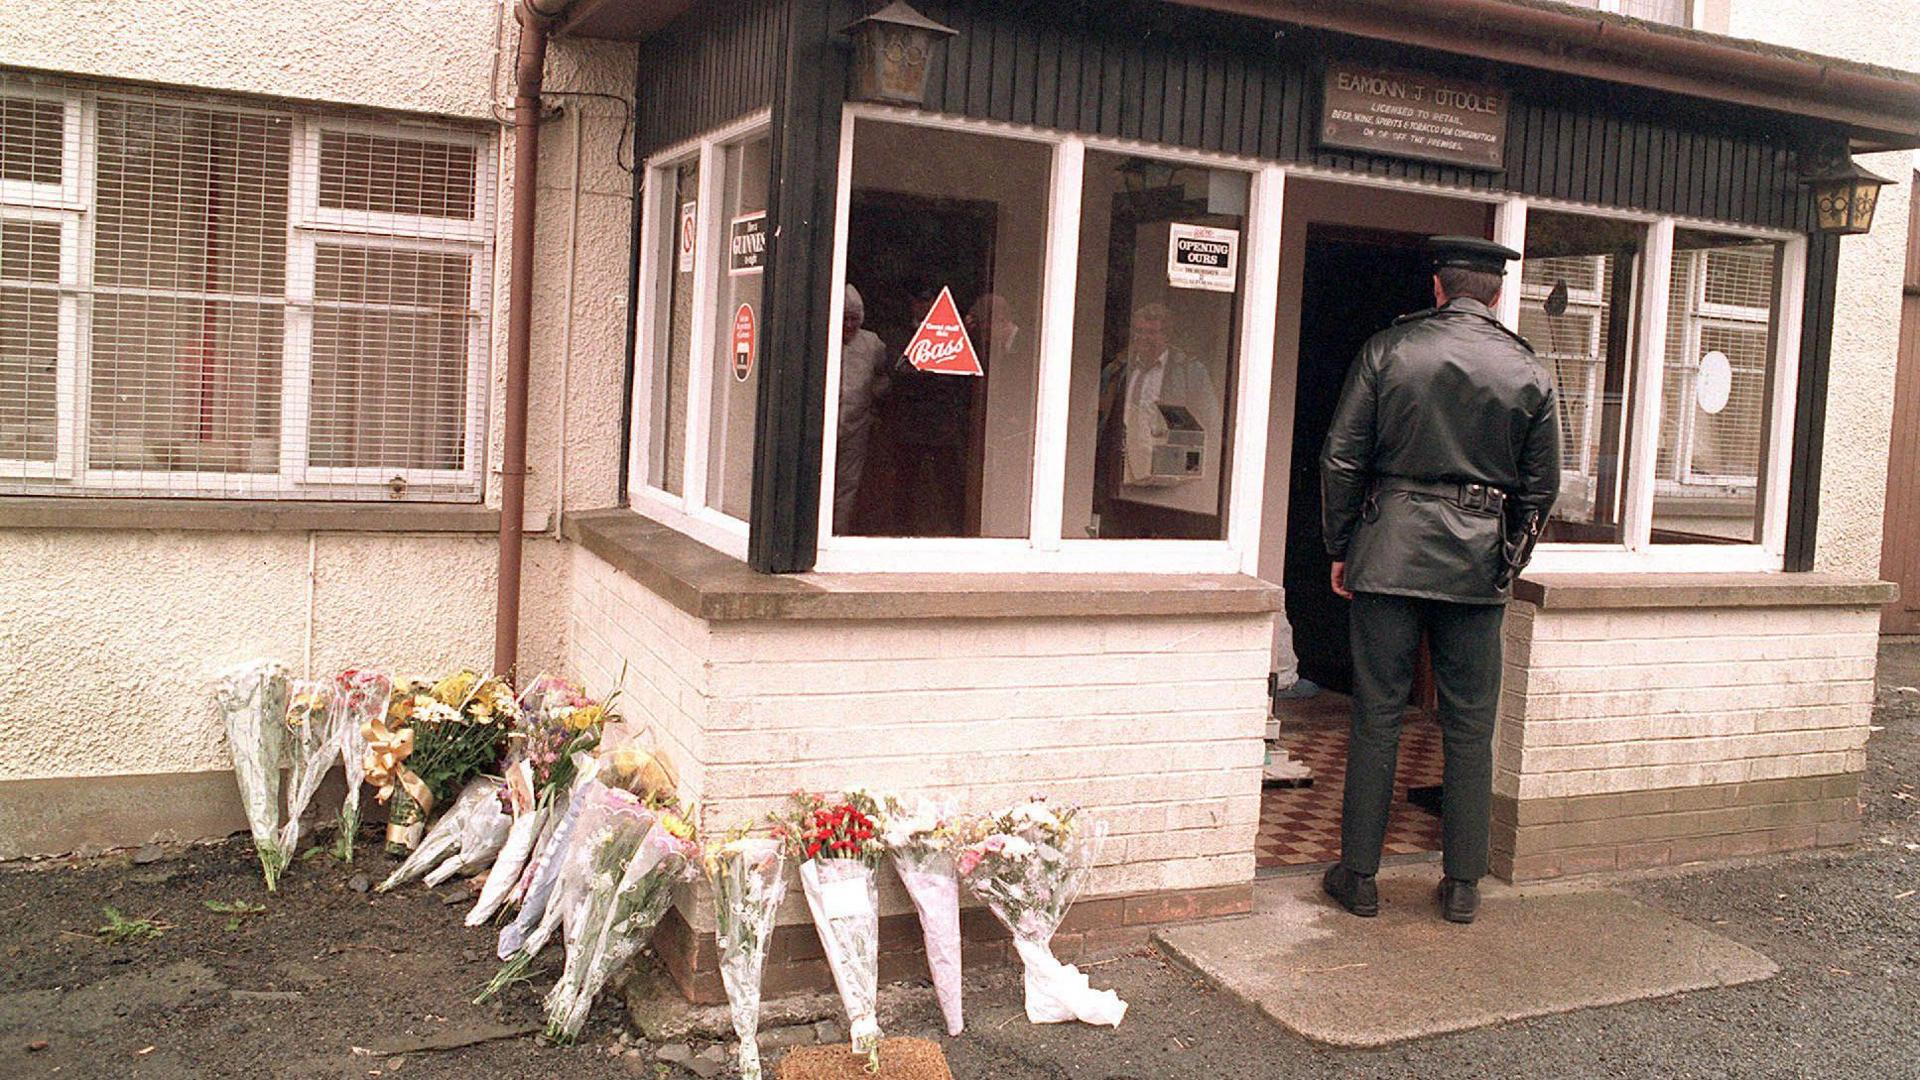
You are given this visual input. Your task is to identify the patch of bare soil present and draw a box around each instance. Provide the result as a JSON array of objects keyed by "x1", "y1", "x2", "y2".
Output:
[{"x1": 0, "y1": 832, "x2": 645, "y2": 1079}]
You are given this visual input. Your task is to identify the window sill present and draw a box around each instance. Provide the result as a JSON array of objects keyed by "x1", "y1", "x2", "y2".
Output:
[
  {"x1": 565, "y1": 508, "x2": 1284, "y2": 623},
  {"x1": 0, "y1": 496, "x2": 502, "y2": 534},
  {"x1": 1514, "y1": 572, "x2": 1898, "y2": 610}
]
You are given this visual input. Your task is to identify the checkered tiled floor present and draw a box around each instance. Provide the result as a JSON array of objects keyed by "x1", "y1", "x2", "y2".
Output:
[{"x1": 1258, "y1": 691, "x2": 1445, "y2": 870}]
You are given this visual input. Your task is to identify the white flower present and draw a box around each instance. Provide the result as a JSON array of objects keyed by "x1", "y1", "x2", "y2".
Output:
[{"x1": 1000, "y1": 835, "x2": 1036, "y2": 859}]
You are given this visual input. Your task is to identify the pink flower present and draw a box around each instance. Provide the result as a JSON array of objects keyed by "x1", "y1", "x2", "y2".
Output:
[{"x1": 956, "y1": 848, "x2": 983, "y2": 877}]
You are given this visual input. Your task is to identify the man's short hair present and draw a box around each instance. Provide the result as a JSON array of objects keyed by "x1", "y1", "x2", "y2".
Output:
[{"x1": 1436, "y1": 266, "x2": 1503, "y2": 305}]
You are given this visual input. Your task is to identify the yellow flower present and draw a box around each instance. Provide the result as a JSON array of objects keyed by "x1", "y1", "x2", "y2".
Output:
[
  {"x1": 431, "y1": 669, "x2": 480, "y2": 708},
  {"x1": 566, "y1": 704, "x2": 605, "y2": 734},
  {"x1": 660, "y1": 811, "x2": 695, "y2": 841}
]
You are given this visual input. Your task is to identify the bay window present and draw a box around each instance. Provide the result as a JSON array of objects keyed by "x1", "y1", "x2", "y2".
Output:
[
  {"x1": 0, "y1": 72, "x2": 493, "y2": 501},
  {"x1": 623, "y1": 107, "x2": 1805, "y2": 577}
]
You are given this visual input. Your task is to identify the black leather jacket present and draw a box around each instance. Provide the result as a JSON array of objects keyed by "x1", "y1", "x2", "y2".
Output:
[{"x1": 1320, "y1": 297, "x2": 1561, "y2": 605}]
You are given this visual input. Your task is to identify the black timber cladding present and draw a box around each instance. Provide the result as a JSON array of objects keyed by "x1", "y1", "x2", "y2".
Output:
[
  {"x1": 632, "y1": 0, "x2": 781, "y2": 159},
  {"x1": 634, "y1": 0, "x2": 1846, "y2": 572},
  {"x1": 901, "y1": 0, "x2": 1825, "y2": 231}
]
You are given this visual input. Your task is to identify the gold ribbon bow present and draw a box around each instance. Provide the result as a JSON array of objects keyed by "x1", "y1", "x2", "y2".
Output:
[{"x1": 362, "y1": 715, "x2": 430, "y2": 810}]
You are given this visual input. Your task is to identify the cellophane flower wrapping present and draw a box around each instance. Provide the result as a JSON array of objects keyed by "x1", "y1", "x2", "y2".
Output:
[
  {"x1": 881, "y1": 796, "x2": 965, "y2": 1036},
  {"x1": 959, "y1": 800, "x2": 1125, "y2": 1027},
  {"x1": 468, "y1": 760, "x2": 545, "y2": 926},
  {"x1": 378, "y1": 778, "x2": 498, "y2": 892},
  {"x1": 330, "y1": 669, "x2": 390, "y2": 862},
  {"x1": 708, "y1": 837, "x2": 789, "y2": 1080},
  {"x1": 542, "y1": 799, "x2": 699, "y2": 1043},
  {"x1": 422, "y1": 779, "x2": 513, "y2": 887},
  {"x1": 799, "y1": 858, "x2": 882, "y2": 1055},
  {"x1": 216, "y1": 660, "x2": 291, "y2": 891},
  {"x1": 495, "y1": 756, "x2": 598, "y2": 958},
  {"x1": 277, "y1": 679, "x2": 342, "y2": 859},
  {"x1": 469, "y1": 676, "x2": 604, "y2": 927}
]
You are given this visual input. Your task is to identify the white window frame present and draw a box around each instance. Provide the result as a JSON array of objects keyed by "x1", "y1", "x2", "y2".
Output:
[
  {"x1": 1514, "y1": 203, "x2": 1805, "y2": 574},
  {"x1": 1, "y1": 81, "x2": 496, "y2": 501},
  {"x1": 625, "y1": 109, "x2": 771, "y2": 564},
  {"x1": 810, "y1": 105, "x2": 1283, "y2": 574},
  {"x1": 283, "y1": 117, "x2": 495, "y2": 494},
  {"x1": 0, "y1": 84, "x2": 85, "y2": 482}
]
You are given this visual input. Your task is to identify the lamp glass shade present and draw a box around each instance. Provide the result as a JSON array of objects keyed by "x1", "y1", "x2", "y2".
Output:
[
  {"x1": 845, "y1": 2, "x2": 956, "y2": 105},
  {"x1": 1808, "y1": 161, "x2": 1891, "y2": 235}
]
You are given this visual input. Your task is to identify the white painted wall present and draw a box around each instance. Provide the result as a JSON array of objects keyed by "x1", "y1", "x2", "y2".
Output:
[
  {"x1": 1724, "y1": 1, "x2": 1919, "y2": 579},
  {"x1": 1496, "y1": 601, "x2": 1879, "y2": 802},
  {"x1": 569, "y1": 546, "x2": 1270, "y2": 925},
  {"x1": 0, "y1": 2, "x2": 635, "y2": 790}
]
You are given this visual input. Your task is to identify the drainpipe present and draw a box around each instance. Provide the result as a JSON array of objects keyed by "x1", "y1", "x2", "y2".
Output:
[{"x1": 495, "y1": 0, "x2": 566, "y2": 678}]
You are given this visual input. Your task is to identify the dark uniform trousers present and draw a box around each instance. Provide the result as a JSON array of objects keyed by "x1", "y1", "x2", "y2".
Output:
[{"x1": 1341, "y1": 591, "x2": 1506, "y2": 882}]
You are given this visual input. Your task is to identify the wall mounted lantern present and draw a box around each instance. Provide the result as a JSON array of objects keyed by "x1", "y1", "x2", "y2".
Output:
[
  {"x1": 843, "y1": 1, "x2": 958, "y2": 106},
  {"x1": 1802, "y1": 155, "x2": 1894, "y2": 235}
]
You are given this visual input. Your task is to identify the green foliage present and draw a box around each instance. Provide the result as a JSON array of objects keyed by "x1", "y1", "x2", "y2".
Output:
[
  {"x1": 96, "y1": 906, "x2": 164, "y2": 944},
  {"x1": 203, "y1": 899, "x2": 268, "y2": 931}
]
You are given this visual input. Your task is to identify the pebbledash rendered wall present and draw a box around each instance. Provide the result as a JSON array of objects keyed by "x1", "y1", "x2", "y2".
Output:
[
  {"x1": 1729, "y1": 0, "x2": 1918, "y2": 581},
  {"x1": 0, "y1": 0, "x2": 636, "y2": 856}
]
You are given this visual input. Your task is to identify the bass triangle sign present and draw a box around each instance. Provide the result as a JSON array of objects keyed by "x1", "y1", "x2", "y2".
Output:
[{"x1": 903, "y1": 285, "x2": 983, "y2": 376}]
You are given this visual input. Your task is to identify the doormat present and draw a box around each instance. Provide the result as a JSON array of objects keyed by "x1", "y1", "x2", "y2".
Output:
[
  {"x1": 1156, "y1": 868, "x2": 1777, "y2": 1047},
  {"x1": 778, "y1": 1037, "x2": 953, "y2": 1080}
]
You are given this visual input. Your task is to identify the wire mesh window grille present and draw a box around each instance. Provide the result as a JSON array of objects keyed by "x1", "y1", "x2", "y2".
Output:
[
  {"x1": 0, "y1": 72, "x2": 492, "y2": 501},
  {"x1": 1554, "y1": 0, "x2": 1692, "y2": 27},
  {"x1": 1652, "y1": 230, "x2": 1781, "y2": 543}
]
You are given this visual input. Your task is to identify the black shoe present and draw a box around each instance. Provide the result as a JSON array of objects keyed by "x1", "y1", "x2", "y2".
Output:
[
  {"x1": 1322, "y1": 864, "x2": 1379, "y2": 917},
  {"x1": 1438, "y1": 877, "x2": 1480, "y2": 924}
]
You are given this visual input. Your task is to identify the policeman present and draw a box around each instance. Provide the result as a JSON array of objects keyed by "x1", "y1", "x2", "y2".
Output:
[{"x1": 1319, "y1": 236, "x2": 1561, "y2": 924}]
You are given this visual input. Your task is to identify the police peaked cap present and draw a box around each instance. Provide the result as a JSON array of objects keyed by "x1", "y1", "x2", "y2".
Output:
[{"x1": 1424, "y1": 235, "x2": 1522, "y2": 274}]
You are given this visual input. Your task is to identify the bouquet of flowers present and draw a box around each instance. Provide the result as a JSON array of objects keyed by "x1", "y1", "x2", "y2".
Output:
[
  {"x1": 377, "y1": 777, "x2": 502, "y2": 891},
  {"x1": 707, "y1": 834, "x2": 790, "y2": 1080},
  {"x1": 330, "y1": 669, "x2": 391, "y2": 862},
  {"x1": 215, "y1": 660, "x2": 291, "y2": 890},
  {"x1": 277, "y1": 679, "x2": 343, "y2": 860},
  {"x1": 776, "y1": 791, "x2": 886, "y2": 1064},
  {"x1": 958, "y1": 798, "x2": 1125, "y2": 1027},
  {"x1": 481, "y1": 744, "x2": 677, "y2": 1001},
  {"x1": 880, "y1": 795, "x2": 966, "y2": 1035},
  {"x1": 541, "y1": 788, "x2": 700, "y2": 1042},
  {"x1": 468, "y1": 676, "x2": 609, "y2": 926},
  {"x1": 364, "y1": 670, "x2": 510, "y2": 854}
]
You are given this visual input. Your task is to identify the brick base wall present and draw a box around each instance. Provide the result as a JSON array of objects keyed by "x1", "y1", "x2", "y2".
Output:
[
  {"x1": 650, "y1": 882, "x2": 1253, "y2": 1005},
  {"x1": 1492, "y1": 773, "x2": 1862, "y2": 880}
]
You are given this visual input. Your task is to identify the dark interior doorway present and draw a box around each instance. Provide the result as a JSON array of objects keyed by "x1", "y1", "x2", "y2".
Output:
[
  {"x1": 844, "y1": 191, "x2": 998, "y2": 537},
  {"x1": 1284, "y1": 227, "x2": 1434, "y2": 694}
]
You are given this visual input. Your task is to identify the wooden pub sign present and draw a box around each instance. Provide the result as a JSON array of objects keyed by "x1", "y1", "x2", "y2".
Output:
[{"x1": 1320, "y1": 62, "x2": 1508, "y2": 171}]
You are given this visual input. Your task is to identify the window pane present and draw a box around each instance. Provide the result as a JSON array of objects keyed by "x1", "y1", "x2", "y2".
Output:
[
  {"x1": 318, "y1": 130, "x2": 477, "y2": 221},
  {"x1": 88, "y1": 98, "x2": 291, "y2": 478},
  {"x1": 0, "y1": 220, "x2": 62, "y2": 463},
  {"x1": 94, "y1": 99, "x2": 290, "y2": 296},
  {"x1": 1519, "y1": 210, "x2": 1642, "y2": 544},
  {"x1": 309, "y1": 244, "x2": 473, "y2": 471},
  {"x1": 0, "y1": 96, "x2": 64, "y2": 185},
  {"x1": 705, "y1": 135, "x2": 769, "y2": 521},
  {"x1": 646, "y1": 159, "x2": 698, "y2": 496},
  {"x1": 88, "y1": 296, "x2": 283, "y2": 473},
  {"x1": 837, "y1": 120, "x2": 1048, "y2": 538},
  {"x1": 1063, "y1": 152, "x2": 1247, "y2": 540},
  {"x1": 1652, "y1": 231, "x2": 1781, "y2": 544}
]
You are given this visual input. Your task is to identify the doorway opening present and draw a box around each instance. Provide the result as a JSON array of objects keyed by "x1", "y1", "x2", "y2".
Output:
[{"x1": 1256, "y1": 182, "x2": 1494, "y2": 872}]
